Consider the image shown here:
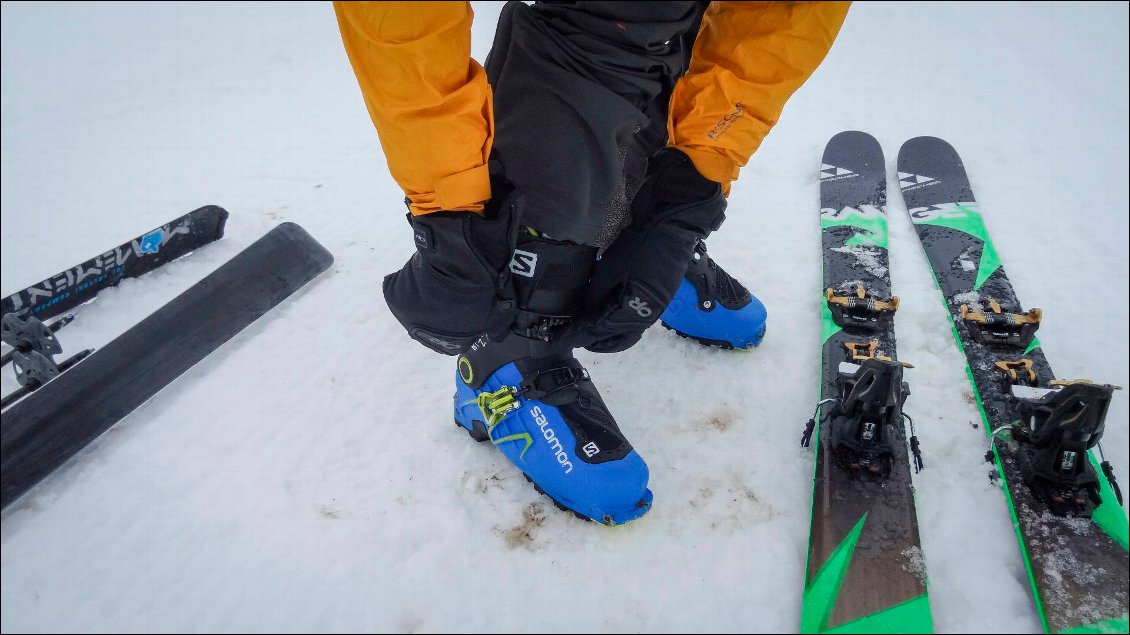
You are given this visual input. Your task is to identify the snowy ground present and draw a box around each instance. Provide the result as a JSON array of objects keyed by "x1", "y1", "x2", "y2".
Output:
[{"x1": 1, "y1": 2, "x2": 1127, "y2": 633}]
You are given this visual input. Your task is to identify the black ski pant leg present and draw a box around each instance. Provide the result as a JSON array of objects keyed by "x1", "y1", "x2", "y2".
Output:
[{"x1": 484, "y1": 1, "x2": 705, "y2": 248}]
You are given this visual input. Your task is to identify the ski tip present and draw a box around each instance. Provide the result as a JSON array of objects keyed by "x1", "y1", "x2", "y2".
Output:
[
  {"x1": 187, "y1": 205, "x2": 230, "y2": 240},
  {"x1": 821, "y1": 131, "x2": 884, "y2": 180},
  {"x1": 271, "y1": 222, "x2": 335, "y2": 270},
  {"x1": 211, "y1": 205, "x2": 230, "y2": 238},
  {"x1": 826, "y1": 130, "x2": 880, "y2": 146},
  {"x1": 897, "y1": 136, "x2": 958, "y2": 160},
  {"x1": 274, "y1": 221, "x2": 310, "y2": 238}
]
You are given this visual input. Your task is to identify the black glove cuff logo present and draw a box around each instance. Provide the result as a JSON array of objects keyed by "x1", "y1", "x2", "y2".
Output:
[{"x1": 627, "y1": 296, "x2": 653, "y2": 318}]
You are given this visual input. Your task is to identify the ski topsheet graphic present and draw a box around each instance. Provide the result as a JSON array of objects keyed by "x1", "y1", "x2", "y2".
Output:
[
  {"x1": 897, "y1": 136, "x2": 1128, "y2": 634},
  {"x1": 801, "y1": 131, "x2": 932, "y2": 633},
  {"x1": 1, "y1": 223, "x2": 333, "y2": 512},
  {"x1": 1, "y1": 205, "x2": 228, "y2": 321}
]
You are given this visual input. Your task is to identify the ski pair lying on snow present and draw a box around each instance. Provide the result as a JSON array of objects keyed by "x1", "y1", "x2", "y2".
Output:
[
  {"x1": 1, "y1": 206, "x2": 229, "y2": 409},
  {"x1": 2, "y1": 217, "x2": 333, "y2": 513},
  {"x1": 802, "y1": 132, "x2": 1127, "y2": 634}
]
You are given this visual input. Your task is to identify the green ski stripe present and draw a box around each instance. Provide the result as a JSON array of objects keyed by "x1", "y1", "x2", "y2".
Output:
[
  {"x1": 823, "y1": 594, "x2": 933, "y2": 634},
  {"x1": 821, "y1": 298, "x2": 842, "y2": 344},
  {"x1": 917, "y1": 203, "x2": 1002, "y2": 289},
  {"x1": 844, "y1": 231, "x2": 883, "y2": 248},
  {"x1": 801, "y1": 514, "x2": 868, "y2": 634},
  {"x1": 1089, "y1": 452, "x2": 1130, "y2": 551},
  {"x1": 821, "y1": 211, "x2": 889, "y2": 249},
  {"x1": 974, "y1": 239, "x2": 1002, "y2": 290},
  {"x1": 1059, "y1": 614, "x2": 1130, "y2": 634}
]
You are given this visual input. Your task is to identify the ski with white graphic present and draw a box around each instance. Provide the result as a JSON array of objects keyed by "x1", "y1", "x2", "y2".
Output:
[
  {"x1": 1, "y1": 205, "x2": 228, "y2": 321},
  {"x1": 897, "y1": 136, "x2": 1128, "y2": 633},
  {"x1": 801, "y1": 131, "x2": 932, "y2": 633}
]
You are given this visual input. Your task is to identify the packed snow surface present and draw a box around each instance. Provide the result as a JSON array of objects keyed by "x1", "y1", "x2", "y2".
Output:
[{"x1": 2, "y1": 2, "x2": 1127, "y2": 632}]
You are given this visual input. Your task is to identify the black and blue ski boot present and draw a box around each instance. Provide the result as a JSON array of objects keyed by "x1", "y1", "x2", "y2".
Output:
[
  {"x1": 453, "y1": 233, "x2": 653, "y2": 525},
  {"x1": 659, "y1": 241, "x2": 767, "y2": 349}
]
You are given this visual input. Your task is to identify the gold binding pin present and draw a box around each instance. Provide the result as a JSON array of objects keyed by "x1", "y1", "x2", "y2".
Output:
[
  {"x1": 994, "y1": 358, "x2": 1037, "y2": 386},
  {"x1": 843, "y1": 340, "x2": 914, "y2": 367}
]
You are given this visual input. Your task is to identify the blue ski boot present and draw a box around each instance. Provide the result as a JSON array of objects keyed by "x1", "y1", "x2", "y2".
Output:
[
  {"x1": 659, "y1": 241, "x2": 767, "y2": 349},
  {"x1": 453, "y1": 234, "x2": 653, "y2": 525}
]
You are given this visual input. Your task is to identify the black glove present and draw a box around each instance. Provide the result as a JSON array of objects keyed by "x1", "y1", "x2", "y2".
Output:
[
  {"x1": 382, "y1": 185, "x2": 520, "y2": 355},
  {"x1": 563, "y1": 148, "x2": 727, "y2": 353}
]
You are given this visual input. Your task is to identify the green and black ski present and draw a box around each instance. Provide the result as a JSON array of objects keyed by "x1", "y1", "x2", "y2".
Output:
[
  {"x1": 897, "y1": 136, "x2": 1128, "y2": 633},
  {"x1": 801, "y1": 131, "x2": 932, "y2": 633}
]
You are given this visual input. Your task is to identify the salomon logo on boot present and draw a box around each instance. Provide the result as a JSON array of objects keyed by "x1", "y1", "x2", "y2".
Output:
[
  {"x1": 531, "y1": 405, "x2": 574, "y2": 473},
  {"x1": 452, "y1": 336, "x2": 652, "y2": 526},
  {"x1": 660, "y1": 241, "x2": 766, "y2": 349}
]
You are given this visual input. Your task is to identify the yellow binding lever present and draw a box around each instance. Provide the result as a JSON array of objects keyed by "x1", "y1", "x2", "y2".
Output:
[{"x1": 1048, "y1": 379, "x2": 1123, "y2": 390}]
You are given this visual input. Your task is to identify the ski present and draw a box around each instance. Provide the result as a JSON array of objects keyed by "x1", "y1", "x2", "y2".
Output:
[
  {"x1": 897, "y1": 136, "x2": 1128, "y2": 633},
  {"x1": 1, "y1": 223, "x2": 333, "y2": 512},
  {"x1": 1, "y1": 205, "x2": 228, "y2": 321},
  {"x1": 801, "y1": 131, "x2": 932, "y2": 633}
]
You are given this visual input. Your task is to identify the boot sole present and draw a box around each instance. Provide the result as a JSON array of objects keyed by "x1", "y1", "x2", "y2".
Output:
[{"x1": 661, "y1": 322, "x2": 766, "y2": 350}]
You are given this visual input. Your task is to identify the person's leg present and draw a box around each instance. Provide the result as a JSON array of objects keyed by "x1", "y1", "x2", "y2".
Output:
[
  {"x1": 452, "y1": 1, "x2": 705, "y2": 524},
  {"x1": 485, "y1": 0, "x2": 703, "y2": 247}
]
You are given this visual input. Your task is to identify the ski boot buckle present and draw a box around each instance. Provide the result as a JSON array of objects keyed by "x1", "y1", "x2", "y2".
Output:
[
  {"x1": 516, "y1": 313, "x2": 572, "y2": 342},
  {"x1": 519, "y1": 364, "x2": 590, "y2": 403},
  {"x1": 475, "y1": 386, "x2": 522, "y2": 427}
]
